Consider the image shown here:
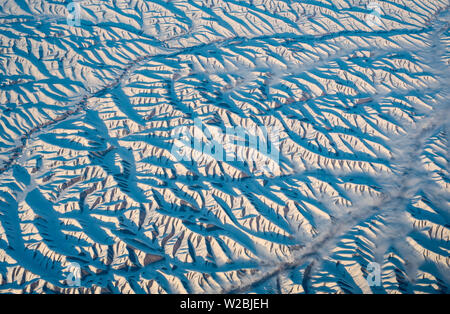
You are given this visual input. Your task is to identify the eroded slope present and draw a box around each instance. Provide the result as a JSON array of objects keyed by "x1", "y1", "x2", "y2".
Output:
[{"x1": 0, "y1": 0, "x2": 448, "y2": 293}]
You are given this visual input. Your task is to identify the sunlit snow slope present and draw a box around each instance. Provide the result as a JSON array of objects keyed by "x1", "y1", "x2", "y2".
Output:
[{"x1": 0, "y1": 0, "x2": 449, "y2": 293}]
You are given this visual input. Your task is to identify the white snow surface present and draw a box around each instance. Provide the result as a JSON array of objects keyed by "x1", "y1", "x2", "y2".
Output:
[{"x1": 0, "y1": 0, "x2": 448, "y2": 293}]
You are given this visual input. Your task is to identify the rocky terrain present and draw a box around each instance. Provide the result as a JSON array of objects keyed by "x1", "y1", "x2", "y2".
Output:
[{"x1": 0, "y1": 0, "x2": 448, "y2": 293}]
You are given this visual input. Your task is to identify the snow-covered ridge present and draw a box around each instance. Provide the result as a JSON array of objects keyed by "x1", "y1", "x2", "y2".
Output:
[{"x1": 0, "y1": 0, "x2": 448, "y2": 293}]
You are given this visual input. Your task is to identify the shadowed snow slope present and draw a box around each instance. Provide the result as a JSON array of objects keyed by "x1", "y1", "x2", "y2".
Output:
[{"x1": 0, "y1": 0, "x2": 448, "y2": 293}]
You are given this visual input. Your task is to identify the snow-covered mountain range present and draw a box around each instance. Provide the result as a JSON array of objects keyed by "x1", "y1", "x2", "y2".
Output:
[{"x1": 0, "y1": 0, "x2": 448, "y2": 293}]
